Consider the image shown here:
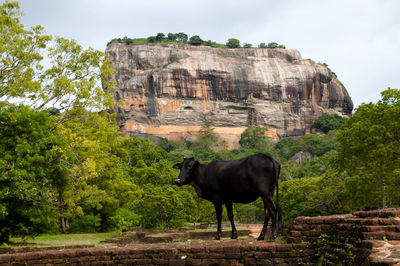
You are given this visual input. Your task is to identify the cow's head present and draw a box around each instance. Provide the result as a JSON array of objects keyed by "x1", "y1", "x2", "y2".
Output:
[{"x1": 172, "y1": 157, "x2": 200, "y2": 186}]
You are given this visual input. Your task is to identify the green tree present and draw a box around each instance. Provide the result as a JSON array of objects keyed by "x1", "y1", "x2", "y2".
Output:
[
  {"x1": 299, "y1": 132, "x2": 337, "y2": 157},
  {"x1": 140, "y1": 184, "x2": 196, "y2": 228},
  {"x1": 33, "y1": 37, "x2": 115, "y2": 125},
  {"x1": 336, "y1": 88, "x2": 400, "y2": 208},
  {"x1": 175, "y1": 32, "x2": 188, "y2": 42},
  {"x1": 239, "y1": 126, "x2": 271, "y2": 151},
  {"x1": 192, "y1": 121, "x2": 225, "y2": 163},
  {"x1": 275, "y1": 137, "x2": 301, "y2": 159},
  {"x1": 243, "y1": 43, "x2": 252, "y2": 48},
  {"x1": 155, "y1": 33, "x2": 165, "y2": 41},
  {"x1": 0, "y1": 105, "x2": 59, "y2": 243},
  {"x1": 267, "y1": 42, "x2": 278, "y2": 48},
  {"x1": 0, "y1": 1, "x2": 51, "y2": 100},
  {"x1": 147, "y1": 36, "x2": 156, "y2": 43},
  {"x1": 189, "y1": 35, "x2": 204, "y2": 46},
  {"x1": 167, "y1": 33, "x2": 176, "y2": 41},
  {"x1": 50, "y1": 112, "x2": 139, "y2": 232},
  {"x1": 258, "y1": 43, "x2": 268, "y2": 48},
  {"x1": 226, "y1": 38, "x2": 240, "y2": 48},
  {"x1": 314, "y1": 113, "x2": 346, "y2": 133}
]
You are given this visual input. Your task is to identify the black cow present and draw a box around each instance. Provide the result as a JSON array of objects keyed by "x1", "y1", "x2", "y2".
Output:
[{"x1": 173, "y1": 153, "x2": 282, "y2": 241}]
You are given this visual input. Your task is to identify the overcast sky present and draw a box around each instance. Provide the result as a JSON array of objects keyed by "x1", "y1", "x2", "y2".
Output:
[{"x1": 17, "y1": 0, "x2": 400, "y2": 109}]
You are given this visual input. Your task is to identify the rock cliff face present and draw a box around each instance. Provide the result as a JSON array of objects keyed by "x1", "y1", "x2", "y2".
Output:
[{"x1": 105, "y1": 43, "x2": 352, "y2": 146}]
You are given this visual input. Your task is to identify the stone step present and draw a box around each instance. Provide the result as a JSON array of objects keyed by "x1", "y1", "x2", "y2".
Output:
[
  {"x1": 353, "y1": 208, "x2": 400, "y2": 219},
  {"x1": 347, "y1": 218, "x2": 400, "y2": 226},
  {"x1": 368, "y1": 240, "x2": 400, "y2": 265},
  {"x1": 362, "y1": 232, "x2": 400, "y2": 241},
  {"x1": 363, "y1": 225, "x2": 400, "y2": 232}
]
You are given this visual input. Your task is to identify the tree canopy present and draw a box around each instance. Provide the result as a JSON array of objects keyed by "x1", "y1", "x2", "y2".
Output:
[
  {"x1": 336, "y1": 88, "x2": 400, "y2": 208},
  {"x1": 314, "y1": 113, "x2": 346, "y2": 133}
]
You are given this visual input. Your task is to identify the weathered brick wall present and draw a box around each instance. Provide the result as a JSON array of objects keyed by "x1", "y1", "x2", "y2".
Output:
[
  {"x1": 287, "y1": 208, "x2": 400, "y2": 265},
  {"x1": 0, "y1": 241, "x2": 311, "y2": 265}
]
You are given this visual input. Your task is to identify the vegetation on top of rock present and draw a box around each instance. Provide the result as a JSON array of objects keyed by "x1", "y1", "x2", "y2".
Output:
[{"x1": 107, "y1": 32, "x2": 286, "y2": 49}]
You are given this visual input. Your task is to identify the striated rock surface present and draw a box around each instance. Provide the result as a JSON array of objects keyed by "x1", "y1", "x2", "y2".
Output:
[{"x1": 105, "y1": 43, "x2": 353, "y2": 147}]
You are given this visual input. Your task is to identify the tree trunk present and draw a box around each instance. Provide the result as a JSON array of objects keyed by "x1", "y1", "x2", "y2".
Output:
[{"x1": 59, "y1": 196, "x2": 69, "y2": 232}]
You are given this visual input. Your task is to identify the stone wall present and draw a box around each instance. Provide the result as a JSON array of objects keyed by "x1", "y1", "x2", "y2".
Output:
[
  {"x1": 0, "y1": 241, "x2": 311, "y2": 265},
  {"x1": 287, "y1": 208, "x2": 400, "y2": 265}
]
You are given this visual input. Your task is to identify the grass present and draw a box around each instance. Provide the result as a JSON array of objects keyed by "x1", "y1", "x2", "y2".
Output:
[{"x1": 7, "y1": 232, "x2": 121, "y2": 247}]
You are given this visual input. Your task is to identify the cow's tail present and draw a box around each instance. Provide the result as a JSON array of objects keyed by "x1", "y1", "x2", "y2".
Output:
[{"x1": 274, "y1": 160, "x2": 285, "y2": 236}]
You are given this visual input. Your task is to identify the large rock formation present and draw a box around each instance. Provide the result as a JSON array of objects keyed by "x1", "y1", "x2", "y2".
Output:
[{"x1": 106, "y1": 43, "x2": 352, "y2": 146}]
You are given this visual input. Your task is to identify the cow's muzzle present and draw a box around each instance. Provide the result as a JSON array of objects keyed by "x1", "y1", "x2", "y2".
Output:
[{"x1": 175, "y1": 178, "x2": 182, "y2": 186}]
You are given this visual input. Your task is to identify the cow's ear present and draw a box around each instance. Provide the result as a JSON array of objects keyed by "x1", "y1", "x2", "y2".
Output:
[{"x1": 172, "y1": 163, "x2": 182, "y2": 169}]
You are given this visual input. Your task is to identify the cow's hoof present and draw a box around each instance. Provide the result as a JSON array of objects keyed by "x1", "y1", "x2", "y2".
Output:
[
  {"x1": 231, "y1": 233, "x2": 238, "y2": 239},
  {"x1": 267, "y1": 237, "x2": 276, "y2": 242},
  {"x1": 257, "y1": 236, "x2": 265, "y2": 241},
  {"x1": 214, "y1": 235, "x2": 220, "y2": 240}
]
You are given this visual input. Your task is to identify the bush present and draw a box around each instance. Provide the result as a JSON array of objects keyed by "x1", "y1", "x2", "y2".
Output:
[
  {"x1": 189, "y1": 35, "x2": 203, "y2": 46},
  {"x1": 226, "y1": 38, "x2": 240, "y2": 48},
  {"x1": 147, "y1": 36, "x2": 156, "y2": 43},
  {"x1": 69, "y1": 214, "x2": 102, "y2": 233},
  {"x1": 314, "y1": 113, "x2": 346, "y2": 133},
  {"x1": 110, "y1": 208, "x2": 140, "y2": 231},
  {"x1": 155, "y1": 33, "x2": 165, "y2": 41},
  {"x1": 258, "y1": 42, "x2": 268, "y2": 48}
]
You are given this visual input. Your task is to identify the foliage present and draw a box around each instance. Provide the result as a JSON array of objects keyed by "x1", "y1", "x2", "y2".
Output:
[
  {"x1": 275, "y1": 137, "x2": 302, "y2": 159},
  {"x1": 108, "y1": 32, "x2": 285, "y2": 50},
  {"x1": 0, "y1": 0, "x2": 51, "y2": 100},
  {"x1": 280, "y1": 169, "x2": 348, "y2": 222},
  {"x1": 336, "y1": 88, "x2": 400, "y2": 208},
  {"x1": 239, "y1": 126, "x2": 271, "y2": 151},
  {"x1": 68, "y1": 214, "x2": 102, "y2": 233},
  {"x1": 189, "y1": 35, "x2": 204, "y2": 46},
  {"x1": 258, "y1": 42, "x2": 286, "y2": 49},
  {"x1": 110, "y1": 208, "x2": 140, "y2": 231},
  {"x1": 299, "y1": 132, "x2": 338, "y2": 157},
  {"x1": 32, "y1": 37, "x2": 115, "y2": 123},
  {"x1": 174, "y1": 32, "x2": 188, "y2": 42},
  {"x1": 155, "y1": 33, "x2": 165, "y2": 41},
  {"x1": 315, "y1": 233, "x2": 355, "y2": 265},
  {"x1": 226, "y1": 38, "x2": 241, "y2": 48},
  {"x1": 314, "y1": 113, "x2": 346, "y2": 133},
  {"x1": 0, "y1": 105, "x2": 60, "y2": 243}
]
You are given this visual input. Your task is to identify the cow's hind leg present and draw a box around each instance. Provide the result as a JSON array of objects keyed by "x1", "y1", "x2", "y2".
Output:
[
  {"x1": 213, "y1": 203, "x2": 223, "y2": 240},
  {"x1": 225, "y1": 202, "x2": 238, "y2": 239},
  {"x1": 258, "y1": 207, "x2": 270, "y2": 241},
  {"x1": 258, "y1": 196, "x2": 277, "y2": 241}
]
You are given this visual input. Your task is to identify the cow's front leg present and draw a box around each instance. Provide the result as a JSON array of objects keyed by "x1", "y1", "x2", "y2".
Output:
[
  {"x1": 213, "y1": 203, "x2": 222, "y2": 240},
  {"x1": 225, "y1": 202, "x2": 238, "y2": 239}
]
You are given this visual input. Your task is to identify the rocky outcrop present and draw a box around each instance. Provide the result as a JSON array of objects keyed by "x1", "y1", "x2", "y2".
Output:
[{"x1": 105, "y1": 43, "x2": 353, "y2": 146}]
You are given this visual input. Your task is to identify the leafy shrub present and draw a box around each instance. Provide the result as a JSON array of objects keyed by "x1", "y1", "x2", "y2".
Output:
[
  {"x1": 314, "y1": 113, "x2": 346, "y2": 133},
  {"x1": 110, "y1": 208, "x2": 140, "y2": 231},
  {"x1": 226, "y1": 38, "x2": 240, "y2": 48},
  {"x1": 69, "y1": 214, "x2": 102, "y2": 233},
  {"x1": 189, "y1": 35, "x2": 203, "y2": 46}
]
